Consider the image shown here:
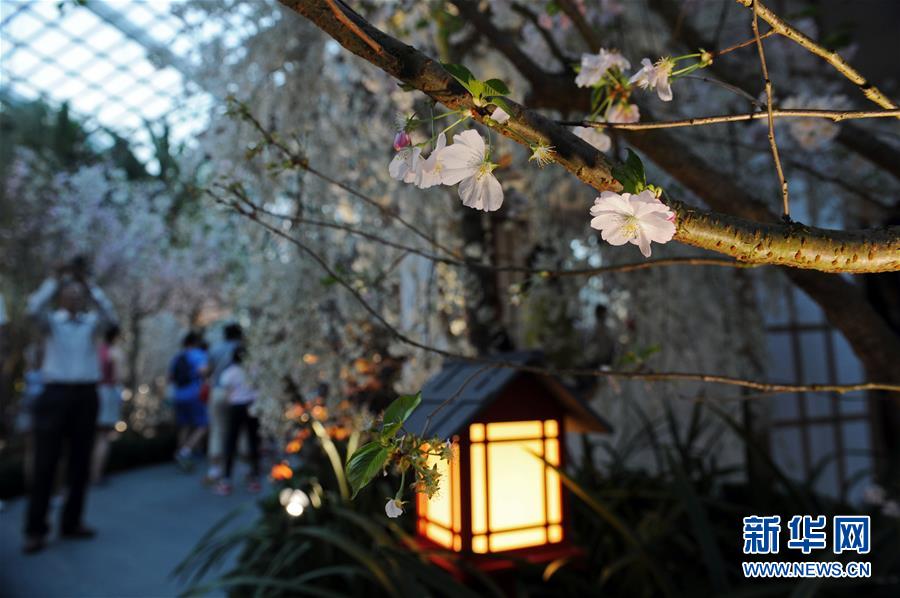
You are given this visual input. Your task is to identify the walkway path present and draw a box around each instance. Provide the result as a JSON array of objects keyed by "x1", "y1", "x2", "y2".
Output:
[{"x1": 0, "y1": 462, "x2": 262, "y2": 597}]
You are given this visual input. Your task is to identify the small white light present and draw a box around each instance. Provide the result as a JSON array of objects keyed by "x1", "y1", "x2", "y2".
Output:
[
  {"x1": 114, "y1": 421, "x2": 127, "y2": 433},
  {"x1": 285, "y1": 500, "x2": 305, "y2": 517}
]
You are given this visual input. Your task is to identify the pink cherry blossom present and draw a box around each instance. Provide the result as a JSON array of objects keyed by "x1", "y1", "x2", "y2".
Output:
[{"x1": 589, "y1": 190, "x2": 676, "y2": 257}]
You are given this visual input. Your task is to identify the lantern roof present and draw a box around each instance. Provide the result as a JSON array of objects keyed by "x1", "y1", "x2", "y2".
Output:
[{"x1": 407, "y1": 351, "x2": 612, "y2": 439}]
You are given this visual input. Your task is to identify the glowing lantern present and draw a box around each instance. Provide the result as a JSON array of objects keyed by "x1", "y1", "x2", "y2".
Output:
[{"x1": 407, "y1": 353, "x2": 611, "y2": 560}]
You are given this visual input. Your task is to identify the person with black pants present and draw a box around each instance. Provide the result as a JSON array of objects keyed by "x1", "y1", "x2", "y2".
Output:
[
  {"x1": 23, "y1": 262, "x2": 117, "y2": 554},
  {"x1": 213, "y1": 346, "x2": 262, "y2": 496}
]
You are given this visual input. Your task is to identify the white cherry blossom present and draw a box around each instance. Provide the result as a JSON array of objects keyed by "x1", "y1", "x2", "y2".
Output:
[
  {"x1": 385, "y1": 498, "x2": 404, "y2": 518},
  {"x1": 629, "y1": 57, "x2": 675, "y2": 101},
  {"x1": 413, "y1": 133, "x2": 447, "y2": 189},
  {"x1": 589, "y1": 190, "x2": 676, "y2": 257},
  {"x1": 439, "y1": 129, "x2": 504, "y2": 212},
  {"x1": 575, "y1": 49, "x2": 631, "y2": 87},
  {"x1": 573, "y1": 126, "x2": 611, "y2": 152},
  {"x1": 388, "y1": 146, "x2": 421, "y2": 183},
  {"x1": 605, "y1": 102, "x2": 640, "y2": 124}
]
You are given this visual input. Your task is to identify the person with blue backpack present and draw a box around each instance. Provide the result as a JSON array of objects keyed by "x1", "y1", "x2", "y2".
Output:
[{"x1": 169, "y1": 331, "x2": 209, "y2": 470}]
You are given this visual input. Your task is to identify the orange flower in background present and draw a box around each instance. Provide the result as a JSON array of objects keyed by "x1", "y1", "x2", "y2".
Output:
[
  {"x1": 311, "y1": 405, "x2": 329, "y2": 420},
  {"x1": 328, "y1": 426, "x2": 350, "y2": 441},
  {"x1": 285, "y1": 439, "x2": 303, "y2": 453},
  {"x1": 285, "y1": 404, "x2": 305, "y2": 420},
  {"x1": 271, "y1": 461, "x2": 293, "y2": 480}
]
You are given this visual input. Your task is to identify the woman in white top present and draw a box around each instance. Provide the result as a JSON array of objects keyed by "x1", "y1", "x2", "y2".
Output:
[{"x1": 214, "y1": 346, "x2": 261, "y2": 495}]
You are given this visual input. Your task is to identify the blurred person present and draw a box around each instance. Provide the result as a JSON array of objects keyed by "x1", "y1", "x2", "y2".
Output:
[
  {"x1": 169, "y1": 331, "x2": 208, "y2": 470},
  {"x1": 91, "y1": 325, "x2": 124, "y2": 484},
  {"x1": 204, "y1": 323, "x2": 243, "y2": 483},
  {"x1": 23, "y1": 259, "x2": 117, "y2": 554},
  {"x1": 213, "y1": 346, "x2": 261, "y2": 496}
]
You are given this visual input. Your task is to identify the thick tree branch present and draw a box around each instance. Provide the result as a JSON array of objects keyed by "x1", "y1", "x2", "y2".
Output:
[{"x1": 281, "y1": 0, "x2": 899, "y2": 273}]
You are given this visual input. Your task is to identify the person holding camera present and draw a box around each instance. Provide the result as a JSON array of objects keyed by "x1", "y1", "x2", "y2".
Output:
[{"x1": 22, "y1": 258, "x2": 117, "y2": 554}]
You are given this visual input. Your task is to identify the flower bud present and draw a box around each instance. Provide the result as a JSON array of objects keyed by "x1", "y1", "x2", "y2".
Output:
[{"x1": 393, "y1": 131, "x2": 411, "y2": 151}]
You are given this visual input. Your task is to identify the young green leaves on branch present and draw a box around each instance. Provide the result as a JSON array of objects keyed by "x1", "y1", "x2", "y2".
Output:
[{"x1": 345, "y1": 393, "x2": 453, "y2": 518}]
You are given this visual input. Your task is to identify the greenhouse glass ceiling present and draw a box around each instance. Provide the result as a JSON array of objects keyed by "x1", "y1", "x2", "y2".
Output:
[{"x1": 0, "y1": 0, "x2": 241, "y2": 171}]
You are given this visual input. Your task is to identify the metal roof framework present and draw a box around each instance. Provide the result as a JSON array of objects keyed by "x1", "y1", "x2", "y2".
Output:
[{"x1": 0, "y1": 0, "x2": 230, "y2": 172}]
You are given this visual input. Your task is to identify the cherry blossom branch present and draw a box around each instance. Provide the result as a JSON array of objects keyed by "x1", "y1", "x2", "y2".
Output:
[
  {"x1": 734, "y1": 0, "x2": 898, "y2": 112},
  {"x1": 210, "y1": 186, "x2": 900, "y2": 396},
  {"x1": 279, "y1": 0, "x2": 900, "y2": 273},
  {"x1": 560, "y1": 109, "x2": 900, "y2": 131},
  {"x1": 227, "y1": 184, "x2": 762, "y2": 276},
  {"x1": 230, "y1": 100, "x2": 462, "y2": 261},
  {"x1": 752, "y1": 0, "x2": 790, "y2": 217},
  {"x1": 647, "y1": 0, "x2": 900, "y2": 184}
]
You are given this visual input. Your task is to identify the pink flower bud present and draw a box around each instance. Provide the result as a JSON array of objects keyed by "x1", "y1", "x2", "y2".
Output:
[{"x1": 393, "y1": 131, "x2": 411, "y2": 151}]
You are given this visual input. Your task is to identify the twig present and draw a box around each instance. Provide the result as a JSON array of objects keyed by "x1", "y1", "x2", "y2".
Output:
[
  {"x1": 210, "y1": 187, "x2": 900, "y2": 396},
  {"x1": 712, "y1": 29, "x2": 776, "y2": 57},
  {"x1": 560, "y1": 109, "x2": 900, "y2": 131},
  {"x1": 233, "y1": 188, "x2": 763, "y2": 276},
  {"x1": 682, "y1": 75, "x2": 764, "y2": 107},
  {"x1": 752, "y1": 0, "x2": 789, "y2": 217},
  {"x1": 735, "y1": 0, "x2": 898, "y2": 112},
  {"x1": 233, "y1": 102, "x2": 462, "y2": 261}
]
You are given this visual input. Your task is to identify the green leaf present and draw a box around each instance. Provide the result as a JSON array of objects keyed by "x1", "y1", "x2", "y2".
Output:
[
  {"x1": 381, "y1": 392, "x2": 422, "y2": 438},
  {"x1": 345, "y1": 441, "x2": 390, "y2": 498},
  {"x1": 482, "y1": 78, "x2": 510, "y2": 97},
  {"x1": 612, "y1": 149, "x2": 647, "y2": 194},
  {"x1": 442, "y1": 62, "x2": 477, "y2": 93}
]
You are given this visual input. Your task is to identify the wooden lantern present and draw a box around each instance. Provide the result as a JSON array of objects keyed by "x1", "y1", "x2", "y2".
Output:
[{"x1": 407, "y1": 352, "x2": 611, "y2": 561}]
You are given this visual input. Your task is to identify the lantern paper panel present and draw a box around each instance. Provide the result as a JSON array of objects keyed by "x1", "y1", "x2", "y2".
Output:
[{"x1": 469, "y1": 420, "x2": 563, "y2": 553}]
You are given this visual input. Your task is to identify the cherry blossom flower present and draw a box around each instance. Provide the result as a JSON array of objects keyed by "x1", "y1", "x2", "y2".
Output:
[
  {"x1": 605, "y1": 102, "x2": 640, "y2": 124},
  {"x1": 573, "y1": 126, "x2": 611, "y2": 152},
  {"x1": 393, "y1": 131, "x2": 411, "y2": 151},
  {"x1": 589, "y1": 190, "x2": 676, "y2": 257},
  {"x1": 529, "y1": 143, "x2": 555, "y2": 167},
  {"x1": 629, "y1": 57, "x2": 675, "y2": 101},
  {"x1": 490, "y1": 106, "x2": 510, "y2": 124},
  {"x1": 413, "y1": 133, "x2": 447, "y2": 189},
  {"x1": 388, "y1": 146, "x2": 422, "y2": 184},
  {"x1": 439, "y1": 129, "x2": 504, "y2": 212},
  {"x1": 575, "y1": 49, "x2": 631, "y2": 87},
  {"x1": 385, "y1": 498, "x2": 405, "y2": 518}
]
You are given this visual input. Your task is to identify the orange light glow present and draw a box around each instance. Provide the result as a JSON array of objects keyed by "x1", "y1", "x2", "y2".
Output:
[
  {"x1": 418, "y1": 444, "x2": 461, "y2": 550},
  {"x1": 270, "y1": 462, "x2": 293, "y2": 480},
  {"x1": 418, "y1": 420, "x2": 565, "y2": 553},
  {"x1": 467, "y1": 419, "x2": 564, "y2": 552}
]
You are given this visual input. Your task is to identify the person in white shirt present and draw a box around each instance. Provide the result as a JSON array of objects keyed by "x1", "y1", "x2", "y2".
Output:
[
  {"x1": 213, "y1": 346, "x2": 262, "y2": 496},
  {"x1": 23, "y1": 262, "x2": 117, "y2": 554}
]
